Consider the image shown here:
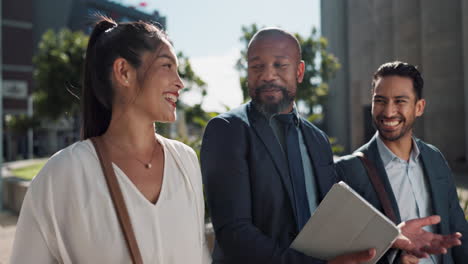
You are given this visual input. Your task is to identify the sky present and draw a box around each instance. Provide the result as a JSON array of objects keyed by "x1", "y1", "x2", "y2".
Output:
[{"x1": 118, "y1": 0, "x2": 321, "y2": 112}]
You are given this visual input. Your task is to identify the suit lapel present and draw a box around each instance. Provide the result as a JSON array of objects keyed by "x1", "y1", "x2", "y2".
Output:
[
  {"x1": 418, "y1": 141, "x2": 448, "y2": 234},
  {"x1": 362, "y1": 135, "x2": 402, "y2": 223},
  {"x1": 247, "y1": 103, "x2": 296, "y2": 217},
  {"x1": 299, "y1": 120, "x2": 335, "y2": 200}
]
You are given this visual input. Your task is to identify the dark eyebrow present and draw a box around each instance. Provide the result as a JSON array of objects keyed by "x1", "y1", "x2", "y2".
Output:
[
  {"x1": 374, "y1": 95, "x2": 411, "y2": 100},
  {"x1": 394, "y1": 95, "x2": 410, "y2": 99},
  {"x1": 373, "y1": 95, "x2": 387, "y2": 100}
]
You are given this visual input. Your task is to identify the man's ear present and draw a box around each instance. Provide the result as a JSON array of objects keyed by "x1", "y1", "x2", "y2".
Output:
[
  {"x1": 297, "y1": 60, "x2": 305, "y2": 83},
  {"x1": 415, "y1": 98, "x2": 426, "y2": 117}
]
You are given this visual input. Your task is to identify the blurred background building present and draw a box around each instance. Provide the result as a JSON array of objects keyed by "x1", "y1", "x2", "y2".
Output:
[
  {"x1": 2, "y1": 0, "x2": 165, "y2": 161},
  {"x1": 3, "y1": 0, "x2": 467, "y2": 167},
  {"x1": 322, "y1": 0, "x2": 468, "y2": 171},
  {"x1": 2, "y1": 0, "x2": 34, "y2": 161}
]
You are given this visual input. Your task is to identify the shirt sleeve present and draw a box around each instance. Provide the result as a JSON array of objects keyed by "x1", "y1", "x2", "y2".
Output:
[
  {"x1": 10, "y1": 189, "x2": 57, "y2": 263},
  {"x1": 187, "y1": 144, "x2": 212, "y2": 264}
]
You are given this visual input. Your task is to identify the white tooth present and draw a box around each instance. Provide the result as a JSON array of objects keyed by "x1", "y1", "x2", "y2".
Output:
[
  {"x1": 164, "y1": 94, "x2": 178, "y2": 103},
  {"x1": 383, "y1": 121, "x2": 399, "y2": 126}
]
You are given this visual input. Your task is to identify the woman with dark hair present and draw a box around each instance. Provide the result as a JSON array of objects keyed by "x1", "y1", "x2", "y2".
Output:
[{"x1": 11, "y1": 17, "x2": 210, "y2": 263}]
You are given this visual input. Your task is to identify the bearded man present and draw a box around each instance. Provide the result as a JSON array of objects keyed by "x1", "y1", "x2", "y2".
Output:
[
  {"x1": 201, "y1": 30, "x2": 463, "y2": 264},
  {"x1": 336, "y1": 61, "x2": 467, "y2": 264}
]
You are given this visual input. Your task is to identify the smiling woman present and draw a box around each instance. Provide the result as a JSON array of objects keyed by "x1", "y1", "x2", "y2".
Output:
[{"x1": 10, "y1": 16, "x2": 210, "y2": 264}]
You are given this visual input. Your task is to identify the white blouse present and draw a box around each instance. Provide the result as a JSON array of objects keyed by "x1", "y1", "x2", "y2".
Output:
[{"x1": 11, "y1": 135, "x2": 211, "y2": 264}]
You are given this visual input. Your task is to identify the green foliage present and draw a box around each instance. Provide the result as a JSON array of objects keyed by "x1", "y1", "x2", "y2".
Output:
[
  {"x1": 177, "y1": 105, "x2": 218, "y2": 158},
  {"x1": 307, "y1": 113, "x2": 323, "y2": 123},
  {"x1": 328, "y1": 137, "x2": 345, "y2": 155},
  {"x1": 177, "y1": 136, "x2": 203, "y2": 160},
  {"x1": 175, "y1": 52, "x2": 213, "y2": 142},
  {"x1": 235, "y1": 24, "x2": 260, "y2": 102},
  {"x1": 11, "y1": 161, "x2": 47, "y2": 181},
  {"x1": 177, "y1": 51, "x2": 207, "y2": 97},
  {"x1": 5, "y1": 114, "x2": 40, "y2": 133},
  {"x1": 33, "y1": 29, "x2": 208, "y2": 123},
  {"x1": 457, "y1": 189, "x2": 468, "y2": 220},
  {"x1": 33, "y1": 29, "x2": 89, "y2": 121},
  {"x1": 184, "y1": 104, "x2": 218, "y2": 130},
  {"x1": 155, "y1": 123, "x2": 171, "y2": 138},
  {"x1": 465, "y1": 200, "x2": 468, "y2": 221},
  {"x1": 235, "y1": 24, "x2": 340, "y2": 117}
]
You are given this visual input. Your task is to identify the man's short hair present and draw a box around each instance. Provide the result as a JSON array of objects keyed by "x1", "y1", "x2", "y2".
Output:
[
  {"x1": 372, "y1": 61, "x2": 424, "y2": 100},
  {"x1": 247, "y1": 27, "x2": 301, "y2": 62}
]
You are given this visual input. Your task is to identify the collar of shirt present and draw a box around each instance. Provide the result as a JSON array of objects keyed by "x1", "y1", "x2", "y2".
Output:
[
  {"x1": 267, "y1": 102, "x2": 300, "y2": 127},
  {"x1": 375, "y1": 132, "x2": 421, "y2": 168}
]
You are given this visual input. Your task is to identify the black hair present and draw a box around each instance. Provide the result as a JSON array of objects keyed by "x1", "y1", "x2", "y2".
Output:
[
  {"x1": 372, "y1": 61, "x2": 424, "y2": 100},
  {"x1": 81, "y1": 16, "x2": 168, "y2": 139}
]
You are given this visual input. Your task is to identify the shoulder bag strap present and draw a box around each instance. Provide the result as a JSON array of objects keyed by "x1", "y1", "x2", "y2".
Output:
[
  {"x1": 90, "y1": 137, "x2": 143, "y2": 264},
  {"x1": 355, "y1": 151, "x2": 398, "y2": 224}
]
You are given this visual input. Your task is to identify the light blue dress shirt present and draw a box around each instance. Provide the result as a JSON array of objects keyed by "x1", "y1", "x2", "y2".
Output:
[
  {"x1": 376, "y1": 133, "x2": 439, "y2": 264},
  {"x1": 268, "y1": 107, "x2": 319, "y2": 215}
]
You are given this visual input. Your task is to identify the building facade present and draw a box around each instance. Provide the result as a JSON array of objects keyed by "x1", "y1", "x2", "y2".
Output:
[
  {"x1": 2, "y1": 0, "x2": 34, "y2": 161},
  {"x1": 30, "y1": 0, "x2": 166, "y2": 157},
  {"x1": 2, "y1": 0, "x2": 166, "y2": 161},
  {"x1": 321, "y1": 0, "x2": 468, "y2": 170}
]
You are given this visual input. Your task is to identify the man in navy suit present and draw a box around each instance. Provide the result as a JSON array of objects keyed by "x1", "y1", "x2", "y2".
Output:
[
  {"x1": 336, "y1": 61, "x2": 467, "y2": 264},
  {"x1": 201, "y1": 29, "x2": 461, "y2": 264}
]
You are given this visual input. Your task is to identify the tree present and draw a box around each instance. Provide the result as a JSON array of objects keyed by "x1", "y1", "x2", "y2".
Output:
[
  {"x1": 33, "y1": 29, "x2": 88, "y2": 121},
  {"x1": 177, "y1": 51, "x2": 207, "y2": 98},
  {"x1": 33, "y1": 29, "x2": 209, "y2": 133},
  {"x1": 235, "y1": 24, "x2": 340, "y2": 121}
]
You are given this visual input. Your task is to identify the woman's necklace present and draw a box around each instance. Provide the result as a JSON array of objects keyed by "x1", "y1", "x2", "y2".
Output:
[{"x1": 106, "y1": 138, "x2": 158, "y2": 169}]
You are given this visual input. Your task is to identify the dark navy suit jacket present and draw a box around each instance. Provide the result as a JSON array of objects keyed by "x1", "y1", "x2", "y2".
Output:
[
  {"x1": 335, "y1": 134, "x2": 468, "y2": 264},
  {"x1": 201, "y1": 102, "x2": 336, "y2": 264}
]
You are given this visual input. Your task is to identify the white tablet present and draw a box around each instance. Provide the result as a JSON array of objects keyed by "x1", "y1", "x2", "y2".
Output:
[{"x1": 290, "y1": 181, "x2": 400, "y2": 264}]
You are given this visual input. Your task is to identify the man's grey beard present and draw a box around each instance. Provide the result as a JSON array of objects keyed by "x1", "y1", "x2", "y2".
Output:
[{"x1": 252, "y1": 84, "x2": 294, "y2": 116}]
